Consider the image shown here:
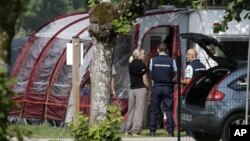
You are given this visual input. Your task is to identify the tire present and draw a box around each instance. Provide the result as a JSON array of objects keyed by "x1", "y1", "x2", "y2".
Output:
[
  {"x1": 192, "y1": 131, "x2": 220, "y2": 141},
  {"x1": 221, "y1": 114, "x2": 246, "y2": 141}
]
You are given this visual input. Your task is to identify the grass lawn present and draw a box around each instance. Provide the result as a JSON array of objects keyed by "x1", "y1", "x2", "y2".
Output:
[
  {"x1": 11, "y1": 124, "x2": 187, "y2": 138},
  {"x1": 10, "y1": 124, "x2": 72, "y2": 138}
]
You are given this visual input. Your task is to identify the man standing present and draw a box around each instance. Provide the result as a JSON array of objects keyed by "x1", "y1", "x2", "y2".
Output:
[
  {"x1": 181, "y1": 48, "x2": 206, "y2": 85},
  {"x1": 181, "y1": 48, "x2": 206, "y2": 136},
  {"x1": 149, "y1": 43, "x2": 176, "y2": 137}
]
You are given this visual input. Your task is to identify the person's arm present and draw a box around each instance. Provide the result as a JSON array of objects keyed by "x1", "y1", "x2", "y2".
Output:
[
  {"x1": 181, "y1": 78, "x2": 191, "y2": 85},
  {"x1": 181, "y1": 65, "x2": 193, "y2": 85},
  {"x1": 143, "y1": 73, "x2": 150, "y2": 89}
]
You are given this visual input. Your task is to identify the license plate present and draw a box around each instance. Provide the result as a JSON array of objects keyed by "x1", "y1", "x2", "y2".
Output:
[{"x1": 181, "y1": 113, "x2": 192, "y2": 122}]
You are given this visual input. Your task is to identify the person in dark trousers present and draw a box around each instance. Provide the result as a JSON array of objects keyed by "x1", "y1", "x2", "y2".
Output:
[
  {"x1": 181, "y1": 48, "x2": 206, "y2": 85},
  {"x1": 125, "y1": 49, "x2": 148, "y2": 136},
  {"x1": 181, "y1": 48, "x2": 206, "y2": 136},
  {"x1": 149, "y1": 43, "x2": 177, "y2": 137}
]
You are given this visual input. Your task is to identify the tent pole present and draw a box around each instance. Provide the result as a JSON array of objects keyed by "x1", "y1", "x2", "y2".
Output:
[
  {"x1": 246, "y1": 29, "x2": 250, "y2": 125},
  {"x1": 72, "y1": 36, "x2": 80, "y2": 127}
]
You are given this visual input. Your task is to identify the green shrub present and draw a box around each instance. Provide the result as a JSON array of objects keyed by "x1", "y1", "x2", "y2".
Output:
[
  {"x1": 71, "y1": 105, "x2": 123, "y2": 141},
  {"x1": 0, "y1": 67, "x2": 23, "y2": 141}
]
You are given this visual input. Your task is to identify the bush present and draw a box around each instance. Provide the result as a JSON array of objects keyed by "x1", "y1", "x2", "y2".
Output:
[
  {"x1": 71, "y1": 105, "x2": 123, "y2": 141},
  {"x1": 0, "y1": 67, "x2": 23, "y2": 141}
]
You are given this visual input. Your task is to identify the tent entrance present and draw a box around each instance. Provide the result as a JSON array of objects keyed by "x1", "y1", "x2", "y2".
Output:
[{"x1": 141, "y1": 25, "x2": 180, "y2": 59}]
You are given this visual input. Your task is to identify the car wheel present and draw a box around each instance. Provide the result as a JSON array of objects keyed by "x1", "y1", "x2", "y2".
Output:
[
  {"x1": 192, "y1": 131, "x2": 220, "y2": 141},
  {"x1": 221, "y1": 114, "x2": 245, "y2": 141}
]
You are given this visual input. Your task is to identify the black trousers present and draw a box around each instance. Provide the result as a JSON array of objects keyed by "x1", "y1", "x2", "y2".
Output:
[{"x1": 149, "y1": 85, "x2": 175, "y2": 133}]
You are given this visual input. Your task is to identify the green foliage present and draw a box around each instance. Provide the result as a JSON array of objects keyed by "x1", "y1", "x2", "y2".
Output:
[
  {"x1": 88, "y1": 0, "x2": 98, "y2": 8},
  {"x1": 88, "y1": 0, "x2": 147, "y2": 39},
  {"x1": 0, "y1": 67, "x2": 23, "y2": 141},
  {"x1": 216, "y1": 0, "x2": 250, "y2": 33},
  {"x1": 88, "y1": 2, "x2": 118, "y2": 43},
  {"x1": 71, "y1": 105, "x2": 123, "y2": 141},
  {"x1": 112, "y1": 0, "x2": 146, "y2": 34},
  {"x1": 191, "y1": 0, "x2": 206, "y2": 9}
]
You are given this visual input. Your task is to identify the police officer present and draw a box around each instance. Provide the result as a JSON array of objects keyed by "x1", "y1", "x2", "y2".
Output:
[
  {"x1": 181, "y1": 48, "x2": 206, "y2": 85},
  {"x1": 149, "y1": 43, "x2": 176, "y2": 137},
  {"x1": 181, "y1": 48, "x2": 206, "y2": 136}
]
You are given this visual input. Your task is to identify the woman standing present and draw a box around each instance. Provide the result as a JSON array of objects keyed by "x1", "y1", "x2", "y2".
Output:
[{"x1": 125, "y1": 49, "x2": 148, "y2": 136}]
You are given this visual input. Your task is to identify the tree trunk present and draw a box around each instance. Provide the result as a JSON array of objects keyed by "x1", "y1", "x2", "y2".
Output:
[{"x1": 89, "y1": 37, "x2": 113, "y2": 125}]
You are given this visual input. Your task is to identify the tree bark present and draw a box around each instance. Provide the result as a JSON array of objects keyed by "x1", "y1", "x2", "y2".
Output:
[{"x1": 89, "y1": 37, "x2": 113, "y2": 125}]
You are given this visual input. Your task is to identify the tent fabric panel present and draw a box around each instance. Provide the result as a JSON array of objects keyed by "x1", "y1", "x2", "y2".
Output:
[
  {"x1": 46, "y1": 95, "x2": 68, "y2": 121},
  {"x1": 13, "y1": 37, "x2": 50, "y2": 94},
  {"x1": 11, "y1": 36, "x2": 38, "y2": 78},
  {"x1": 9, "y1": 36, "x2": 29, "y2": 75},
  {"x1": 80, "y1": 95, "x2": 91, "y2": 116},
  {"x1": 46, "y1": 105, "x2": 67, "y2": 122},
  {"x1": 25, "y1": 16, "x2": 90, "y2": 97},
  {"x1": 23, "y1": 103, "x2": 44, "y2": 119},
  {"x1": 10, "y1": 13, "x2": 86, "y2": 79},
  {"x1": 113, "y1": 36, "x2": 133, "y2": 99},
  {"x1": 56, "y1": 19, "x2": 90, "y2": 40},
  {"x1": 30, "y1": 39, "x2": 68, "y2": 94},
  {"x1": 35, "y1": 14, "x2": 89, "y2": 39},
  {"x1": 47, "y1": 49, "x2": 67, "y2": 88},
  {"x1": 51, "y1": 64, "x2": 72, "y2": 96},
  {"x1": 9, "y1": 94, "x2": 24, "y2": 116},
  {"x1": 22, "y1": 94, "x2": 46, "y2": 119},
  {"x1": 48, "y1": 25, "x2": 90, "y2": 98}
]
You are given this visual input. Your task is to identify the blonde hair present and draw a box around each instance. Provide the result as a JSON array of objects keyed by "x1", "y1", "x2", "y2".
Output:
[{"x1": 129, "y1": 49, "x2": 145, "y2": 63}]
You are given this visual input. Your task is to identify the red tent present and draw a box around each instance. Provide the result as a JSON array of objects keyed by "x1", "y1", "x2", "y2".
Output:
[{"x1": 9, "y1": 8, "x2": 186, "y2": 125}]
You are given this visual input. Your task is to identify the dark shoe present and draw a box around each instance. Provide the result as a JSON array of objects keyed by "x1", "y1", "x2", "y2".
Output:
[
  {"x1": 168, "y1": 132, "x2": 175, "y2": 137},
  {"x1": 150, "y1": 131, "x2": 156, "y2": 137}
]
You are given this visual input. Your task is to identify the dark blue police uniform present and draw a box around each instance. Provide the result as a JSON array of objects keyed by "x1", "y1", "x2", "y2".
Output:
[
  {"x1": 149, "y1": 55, "x2": 176, "y2": 135},
  {"x1": 189, "y1": 59, "x2": 206, "y2": 77}
]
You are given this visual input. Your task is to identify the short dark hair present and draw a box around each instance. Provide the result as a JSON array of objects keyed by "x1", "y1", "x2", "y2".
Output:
[{"x1": 158, "y1": 43, "x2": 167, "y2": 53}]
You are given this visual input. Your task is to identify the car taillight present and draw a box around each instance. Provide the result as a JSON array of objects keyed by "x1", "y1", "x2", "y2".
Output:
[
  {"x1": 207, "y1": 75, "x2": 227, "y2": 101},
  {"x1": 207, "y1": 88, "x2": 225, "y2": 101}
]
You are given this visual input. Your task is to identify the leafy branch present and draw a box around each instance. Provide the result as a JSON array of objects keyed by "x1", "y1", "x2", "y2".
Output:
[
  {"x1": 180, "y1": 0, "x2": 250, "y2": 33},
  {"x1": 214, "y1": 0, "x2": 250, "y2": 33}
]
